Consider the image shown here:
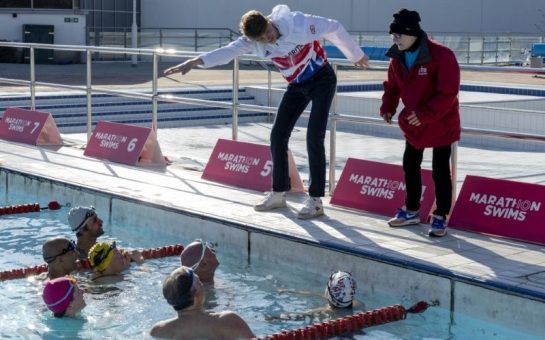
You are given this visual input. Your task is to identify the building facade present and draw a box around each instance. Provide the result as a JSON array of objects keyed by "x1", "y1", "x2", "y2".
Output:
[{"x1": 141, "y1": 0, "x2": 545, "y2": 35}]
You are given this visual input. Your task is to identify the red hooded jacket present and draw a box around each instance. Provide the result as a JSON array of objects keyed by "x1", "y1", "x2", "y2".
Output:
[{"x1": 380, "y1": 34, "x2": 461, "y2": 148}]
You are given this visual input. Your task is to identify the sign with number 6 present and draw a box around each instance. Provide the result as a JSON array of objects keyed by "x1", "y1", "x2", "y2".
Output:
[
  {"x1": 0, "y1": 107, "x2": 62, "y2": 146},
  {"x1": 84, "y1": 121, "x2": 166, "y2": 166}
]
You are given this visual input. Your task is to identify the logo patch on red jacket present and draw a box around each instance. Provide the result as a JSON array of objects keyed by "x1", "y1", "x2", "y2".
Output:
[
  {"x1": 309, "y1": 24, "x2": 316, "y2": 34},
  {"x1": 418, "y1": 66, "x2": 428, "y2": 76}
]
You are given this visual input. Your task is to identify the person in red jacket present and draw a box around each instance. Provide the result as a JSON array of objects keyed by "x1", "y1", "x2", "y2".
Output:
[{"x1": 380, "y1": 9, "x2": 461, "y2": 237}]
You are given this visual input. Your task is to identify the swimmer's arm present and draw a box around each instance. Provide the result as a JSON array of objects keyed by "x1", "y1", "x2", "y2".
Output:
[
  {"x1": 164, "y1": 58, "x2": 203, "y2": 76},
  {"x1": 277, "y1": 288, "x2": 319, "y2": 297},
  {"x1": 265, "y1": 305, "x2": 330, "y2": 321},
  {"x1": 122, "y1": 249, "x2": 145, "y2": 265}
]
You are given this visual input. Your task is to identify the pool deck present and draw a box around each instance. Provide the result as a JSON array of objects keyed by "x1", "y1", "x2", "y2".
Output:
[{"x1": 1, "y1": 61, "x2": 545, "y2": 303}]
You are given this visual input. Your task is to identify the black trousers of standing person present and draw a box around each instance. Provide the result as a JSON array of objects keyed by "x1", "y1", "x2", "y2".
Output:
[
  {"x1": 270, "y1": 63, "x2": 337, "y2": 198},
  {"x1": 403, "y1": 141, "x2": 453, "y2": 218}
]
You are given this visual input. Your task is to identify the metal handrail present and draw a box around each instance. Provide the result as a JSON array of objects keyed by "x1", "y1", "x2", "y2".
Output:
[
  {"x1": 0, "y1": 41, "x2": 200, "y2": 57},
  {"x1": 83, "y1": 28, "x2": 545, "y2": 64},
  {"x1": 0, "y1": 41, "x2": 544, "y2": 199}
]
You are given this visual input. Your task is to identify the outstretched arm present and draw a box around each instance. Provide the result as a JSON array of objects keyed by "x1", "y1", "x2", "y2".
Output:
[
  {"x1": 121, "y1": 248, "x2": 145, "y2": 265},
  {"x1": 164, "y1": 36, "x2": 254, "y2": 77},
  {"x1": 164, "y1": 58, "x2": 204, "y2": 76}
]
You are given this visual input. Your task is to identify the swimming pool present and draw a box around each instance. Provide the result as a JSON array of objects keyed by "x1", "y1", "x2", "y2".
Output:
[{"x1": 0, "y1": 186, "x2": 541, "y2": 339}]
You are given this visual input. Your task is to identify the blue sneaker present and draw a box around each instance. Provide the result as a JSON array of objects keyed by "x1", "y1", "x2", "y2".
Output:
[
  {"x1": 388, "y1": 208, "x2": 420, "y2": 227},
  {"x1": 428, "y1": 215, "x2": 447, "y2": 237}
]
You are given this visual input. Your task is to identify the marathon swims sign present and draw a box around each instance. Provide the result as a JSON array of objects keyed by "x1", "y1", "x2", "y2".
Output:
[
  {"x1": 449, "y1": 175, "x2": 545, "y2": 244},
  {"x1": 84, "y1": 121, "x2": 166, "y2": 166},
  {"x1": 202, "y1": 139, "x2": 303, "y2": 192},
  {"x1": 331, "y1": 158, "x2": 435, "y2": 217},
  {"x1": 0, "y1": 107, "x2": 62, "y2": 146}
]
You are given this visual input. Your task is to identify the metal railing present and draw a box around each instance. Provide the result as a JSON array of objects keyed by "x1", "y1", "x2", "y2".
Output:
[
  {"x1": 0, "y1": 41, "x2": 544, "y2": 198},
  {"x1": 84, "y1": 28, "x2": 544, "y2": 65},
  {"x1": 86, "y1": 27, "x2": 240, "y2": 59},
  {"x1": 345, "y1": 31, "x2": 545, "y2": 65}
]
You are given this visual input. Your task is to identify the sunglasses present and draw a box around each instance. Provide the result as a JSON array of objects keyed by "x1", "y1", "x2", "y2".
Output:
[
  {"x1": 91, "y1": 241, "x2": 117, "y2": 269},
  {"x1": 44, "y1": 240, "x2": 76, "y2": 263},
  {"x1": 191, "y1": 240, "x2": 216, "y2": 271}
]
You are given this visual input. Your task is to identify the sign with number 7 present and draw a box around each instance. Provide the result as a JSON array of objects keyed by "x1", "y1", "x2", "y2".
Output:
[
  {"x1": 84, "y1": 121, "x2": 166, "y2": 166},
  {"x1": 0, "y1": 107, "x2": 62, "y2": 146},
  {"x1": 202, "y1": 138, "x2": 303, "y2": 192}
]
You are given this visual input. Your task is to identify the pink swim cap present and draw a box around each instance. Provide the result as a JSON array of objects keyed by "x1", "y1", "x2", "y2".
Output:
[{"x1": 42, "y1": 277, "x2": 75, "y2": 314}]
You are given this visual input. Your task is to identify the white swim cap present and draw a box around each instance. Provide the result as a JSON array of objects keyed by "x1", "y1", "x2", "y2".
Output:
[{"x1": 68, "y1": 206, "x2": 95, "y2": 232}]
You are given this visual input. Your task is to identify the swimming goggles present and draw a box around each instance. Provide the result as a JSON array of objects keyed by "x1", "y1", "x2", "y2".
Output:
[
  {"x1": 191, "y1": 239, "x2": 216, "y2": 271},
  {"x1": 75, "y1": 208, "x2": 96, "y2": 231},
  {"x1": 44, "y1": 240, "x2": 77, "y2": 263}
]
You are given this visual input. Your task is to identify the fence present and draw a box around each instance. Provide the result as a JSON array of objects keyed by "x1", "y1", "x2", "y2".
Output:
[
  {"x1": 87, "y1": 27, "x2": 239, "y2": 60},
  {"x1": 86, "y1": 27, "x2": 544, "y2": 65},
  {"x1": 347, "y1": 31, "x2": 544, "y2": 65}
]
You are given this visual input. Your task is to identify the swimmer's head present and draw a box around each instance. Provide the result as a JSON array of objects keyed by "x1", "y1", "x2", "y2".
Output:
[
  {"x1": 42, "y1": 276, "x2": 85, "y2": 317},
  {"x1": 163, "y1": 266, "x2": 203, "y2": 311},
  {"x1": 180, "y1": 239, "x2": 219, "y2": 283},
  {"x1": 88, "y1": 241, "x2": 116, "y2": 272},
  {"x1": 68, "y1": 206, "x2": 96, "y2": 232},
  {"x1": 324, "y1": 271, "x2": 357, "y2": 308}
]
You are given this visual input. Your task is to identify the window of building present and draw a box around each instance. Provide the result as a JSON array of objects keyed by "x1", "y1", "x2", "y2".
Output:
[
  {"x1": 0, "y1": 0, "x2": 31, "y2": 8},
  {"x1": 0, "y1": 0, "x2": 78, "y2": 9}
]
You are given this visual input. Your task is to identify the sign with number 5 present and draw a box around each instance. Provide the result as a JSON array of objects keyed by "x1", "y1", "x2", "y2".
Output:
[
  {"x1": 202, "y1": 139, "x2": 303, "y2": 192},
  {"x1": 0, "y1": 107, "x2": 62, "y2": 146},
  {"x1": 84, "y1": 121, "x2": 166, "y2": 166}
]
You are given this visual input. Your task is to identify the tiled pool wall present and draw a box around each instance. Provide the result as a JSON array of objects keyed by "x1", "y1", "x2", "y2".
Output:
[
  {"x1": 2, "y1": 168, "x2": 545, "y2": 336},
  {"x1": 246, "y1": 84, "x2": 545, "y2": 152}
]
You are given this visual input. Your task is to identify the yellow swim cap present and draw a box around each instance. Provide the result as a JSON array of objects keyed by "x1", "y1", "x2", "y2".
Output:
[{"x1": 88, "y1": 242, "x2": 116, "y2": 272}]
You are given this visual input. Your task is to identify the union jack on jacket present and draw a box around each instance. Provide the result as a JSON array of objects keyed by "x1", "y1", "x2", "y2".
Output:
[{"x1": 199, "y1": 5, "x2": 364, "y2": 84}]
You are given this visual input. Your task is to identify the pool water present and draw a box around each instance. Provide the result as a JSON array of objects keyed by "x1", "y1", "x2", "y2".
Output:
[{"x1": 0, "y1": 198, "x2": 540, "y2": 339}]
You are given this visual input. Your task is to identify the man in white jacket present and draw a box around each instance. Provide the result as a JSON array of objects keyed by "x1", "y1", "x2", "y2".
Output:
[{"x1": 166, "y1": 5, "x2": 368, "y2": 219}]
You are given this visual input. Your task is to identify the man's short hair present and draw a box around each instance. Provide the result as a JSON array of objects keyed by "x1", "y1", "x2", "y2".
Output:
[
  {"x1": 239, "y1": 10, "x2": 268, "y2": 39},
  {"x1": 163, "y1": 267, "x2": 195, "y2": 311}
]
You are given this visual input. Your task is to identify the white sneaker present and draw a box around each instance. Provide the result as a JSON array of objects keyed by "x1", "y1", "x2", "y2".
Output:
[
  {"x1": 254, "y1": 192, "x2": 287, "y2": 211},
  {"x1": 297, "y1": 197, "x2": 324, "y2": 219}
]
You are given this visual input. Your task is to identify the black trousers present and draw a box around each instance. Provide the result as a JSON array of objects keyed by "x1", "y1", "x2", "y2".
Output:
[
  {"x1": 403, "y1": 141, "x2": 453, "y2": 218},
  {"x1": 270, "y1": 63, "x2": 337, "y2": 197}
]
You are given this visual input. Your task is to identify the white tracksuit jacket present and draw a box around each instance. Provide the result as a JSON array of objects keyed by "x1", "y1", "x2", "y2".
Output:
[{"x1": 199, "y1": 5, "x2": 365, "y2": 84}]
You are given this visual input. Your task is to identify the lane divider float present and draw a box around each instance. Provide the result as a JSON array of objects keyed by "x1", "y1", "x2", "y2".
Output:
[
  {"x1": 0, "y1": 244, "x2": 184, "y2": 281},
  {"x1": 257, "y1": 301, "x2": 432, "y2": 339},
  {"x1": 0, "y1": 201, "x2": 65, "y2": 215}
]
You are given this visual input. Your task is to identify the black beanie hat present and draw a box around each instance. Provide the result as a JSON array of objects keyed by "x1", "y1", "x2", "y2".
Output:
[{"x1": 389, "y1": 9, "x2": 422, "y2": 36}]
